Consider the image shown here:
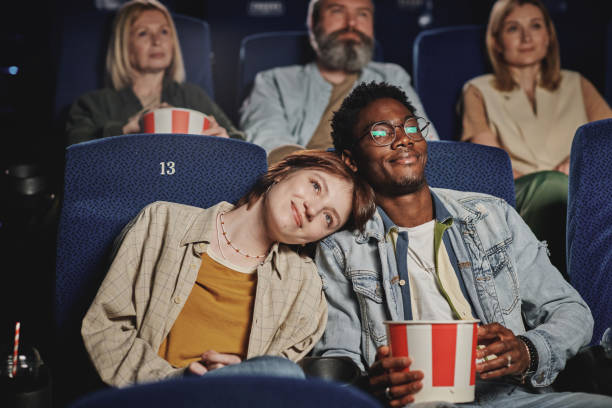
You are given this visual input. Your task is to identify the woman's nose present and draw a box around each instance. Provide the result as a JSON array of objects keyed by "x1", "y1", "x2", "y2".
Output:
[
  {"x1": 303, "y1": 201, "x2": 320, "y2": 222},
  {"x1": 520, "y1": 27, "x2": 531, "y2": 42}
]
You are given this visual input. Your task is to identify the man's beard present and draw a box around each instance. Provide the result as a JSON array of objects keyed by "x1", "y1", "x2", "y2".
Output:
[
  {"x1": 314, "y1": 26, "x2": 374, "y2": 73},
  {"x1": 390, "y1": 173, "x2": 427, "y2": 195},
  {"x1": 362, "y1": 153, "x2": 428, "y2": 197}
]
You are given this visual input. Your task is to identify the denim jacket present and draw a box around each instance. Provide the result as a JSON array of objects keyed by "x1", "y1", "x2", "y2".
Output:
[{"x1": 313, "y1": 188, "x2": 593, "y2": 388}]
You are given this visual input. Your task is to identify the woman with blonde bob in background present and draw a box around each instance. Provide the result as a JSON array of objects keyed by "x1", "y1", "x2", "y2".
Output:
[
  {"x1": 461, "y1": 0, "x2": 612, "y2": 278},
  {"x1": 82, "y1": 150, "x2": 375, "y2": 387},
  {"x1": 66, "y1": 0, "x2": 242, "y2": 145}
]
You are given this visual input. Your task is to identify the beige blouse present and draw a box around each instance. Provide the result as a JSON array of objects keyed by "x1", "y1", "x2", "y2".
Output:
[{"x1": 461, "y1": 70, "x2": 612, "y2": 175}]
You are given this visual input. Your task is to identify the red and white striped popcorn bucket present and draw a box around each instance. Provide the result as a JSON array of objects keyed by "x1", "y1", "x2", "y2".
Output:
[
  {"x1": 142, "y1": 108, "x2": 210, "y2": 134},
  {"x1": 385, "y1": 320, "x2": 479, "y2": 403}
]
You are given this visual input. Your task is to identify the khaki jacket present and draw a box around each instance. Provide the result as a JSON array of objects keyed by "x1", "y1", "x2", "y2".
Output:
[{"x1": 82, "y1": 201, "x2": 327, "y2": 387}]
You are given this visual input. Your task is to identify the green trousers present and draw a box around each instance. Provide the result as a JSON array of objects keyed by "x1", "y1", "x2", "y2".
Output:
[{"x1": 514, "y1": 171, "x2": 569, "y2": 280}]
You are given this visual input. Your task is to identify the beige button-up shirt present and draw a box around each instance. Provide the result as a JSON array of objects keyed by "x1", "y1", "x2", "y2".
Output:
[
  {"x1": 461, "y1": 70, "x2": 612, "y2": 175},
  {"x1": 82, "y1": 201, "x2": 327, "y2": 387}
]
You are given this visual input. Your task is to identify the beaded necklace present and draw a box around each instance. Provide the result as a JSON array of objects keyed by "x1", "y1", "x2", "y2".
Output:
[{"x1": 219, "y1": 211, "x2": 268, "y2": 259}]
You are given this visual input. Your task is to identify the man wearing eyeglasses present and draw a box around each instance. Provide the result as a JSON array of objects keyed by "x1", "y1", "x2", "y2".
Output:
[
  {"x1": 313, "y1": 81, "x2": 612, "y2": 407},
  {"x1": 240, "y1": 0, "x2": 438, "y2": 164}
]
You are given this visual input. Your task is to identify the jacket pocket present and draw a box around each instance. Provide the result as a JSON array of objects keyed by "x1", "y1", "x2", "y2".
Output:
[
  {"x1": 347, "y1": 268, "x2": 387, "y2": 354},
  {"x1": 348, "y1": 269, "x2": 383, "y2": 304},
  {"x1": 486, "y1": 239, "x2": 519, "y2": 314}
]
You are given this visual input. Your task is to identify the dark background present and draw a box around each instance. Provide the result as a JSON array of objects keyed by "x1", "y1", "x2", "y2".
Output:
[{"x1": 0, "y1": 0, "x2": 610, "y2": 366}]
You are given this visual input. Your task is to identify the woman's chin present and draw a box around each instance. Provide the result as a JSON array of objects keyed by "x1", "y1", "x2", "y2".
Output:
[{"x1": 134, "y1": 64, "x2": 171, "y2": 75}]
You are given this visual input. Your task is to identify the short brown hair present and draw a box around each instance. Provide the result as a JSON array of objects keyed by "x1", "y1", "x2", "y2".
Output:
[
  {"x1": 106, "y1": 0, "x2": 185, "y2": 90},
  {"x1": 238, "y1": 150, "x2": 375, "y2": 231},
  {"x1": 486, "y1": 0, "x2": 561, "y2": 91}
]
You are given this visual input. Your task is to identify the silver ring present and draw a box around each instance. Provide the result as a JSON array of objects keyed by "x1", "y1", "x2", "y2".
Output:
[
  {"x1": 385, "y1": 386, "x2": 393, "y2": 400},
  {"x1": 507, "y1": 355, "x2": 512, "y2": 367}
]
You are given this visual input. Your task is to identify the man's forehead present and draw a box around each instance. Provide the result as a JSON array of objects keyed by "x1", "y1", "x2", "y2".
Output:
[
  {"x1": 320, "y1": 0, "x2": 374, "y2": 10},
  {"x1": 362, "y1": 98, "x2": 412, "y2": 119}
]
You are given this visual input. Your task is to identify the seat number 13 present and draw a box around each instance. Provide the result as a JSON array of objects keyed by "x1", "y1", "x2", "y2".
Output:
[{"x1": 160, "y1": 161, "x2": 176, "y2": 175}]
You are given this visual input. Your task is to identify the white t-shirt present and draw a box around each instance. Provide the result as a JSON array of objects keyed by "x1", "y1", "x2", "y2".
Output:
[{"x1": 399, "y1": 220, "x2": 454, "y2": 321}]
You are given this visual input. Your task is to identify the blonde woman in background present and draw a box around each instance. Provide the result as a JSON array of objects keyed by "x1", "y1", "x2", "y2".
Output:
[
  {"x1": 461, "y1": 0, "x2": 612, "y2": 278},
  {"x1": 66, "y1": 0, "x2": 242, "y2": 145}
]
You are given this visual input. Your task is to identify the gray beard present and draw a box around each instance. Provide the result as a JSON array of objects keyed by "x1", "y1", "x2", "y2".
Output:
[{"x1": 314, "y1": 27, "x2": 374, "y2": 73}]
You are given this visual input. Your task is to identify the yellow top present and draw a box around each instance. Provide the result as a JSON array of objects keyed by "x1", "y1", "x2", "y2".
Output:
[{"x1": 158, "y1": 251, "x2": 257, "y2": 367}]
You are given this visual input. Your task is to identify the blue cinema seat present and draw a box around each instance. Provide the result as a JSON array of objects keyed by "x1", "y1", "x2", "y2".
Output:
[
  {"x1": 54, "y1": 12, "x2": 214, "y2": 123},
  {"x1": 53, "y1": 134, "x2": 267, "y2": 405},
  {"x1": 68, "y1": 376, "x2": 382, "y2": 408},
  {"x1": 567, "y1": 119, "x2": 612, "y2": 345},
  {"x1": 425, "y1": 141, "x2": 515, "y2": 207},
  {"x1": 413, "y1": 25, "x2": 488, "y2": 140}
]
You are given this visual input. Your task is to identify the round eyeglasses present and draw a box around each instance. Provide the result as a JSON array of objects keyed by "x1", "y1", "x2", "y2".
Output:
[{"x1": 360, "y1": 117, "x2": 430, "y2": 146}]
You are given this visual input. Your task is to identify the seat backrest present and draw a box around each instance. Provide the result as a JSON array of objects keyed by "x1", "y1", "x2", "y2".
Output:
[
  {"x1": 69, "y1": 375, "x2": 381, "y2": 408},
  {"x1": 413, "y1": 25, "x2": 488, "y2": 141},
  {"x1": 54, "y1": 12, "x2": 214, "y2": 121},
  {"x1": 54, "y1": 134, "x2": 267, "y2": 404},
  {"x1": 237, "y1": 31, "x2": 384, "y2": 110},
  {"x1": 567, "y1": 119, "x2": 612, "y2": 345},
  {"x1": 425, "y1": 141, "x2": 516, "y2": 207}
]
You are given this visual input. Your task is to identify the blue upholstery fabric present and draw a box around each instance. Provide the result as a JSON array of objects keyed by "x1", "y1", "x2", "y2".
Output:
[
  {"x1": 54, "y1": 12, "x2": 214, "y2": 120},
  {"x1": 237, "y1": 31, "x2": 384, "y2": 109},
  {"x1": 567, "y1": 119, "x2": 612, "y2": 345},
  {"x1": 54, "y1": 134, "x2": 267, "y2": 405},
  {"x1": 413, "y1": 25, "x2": 488, "y2": 141},
  {"x1": 69, "y1": 376, "x2": 382, "y2": 408},
  {"x1": 426, "y1": 141, "x2": 516, "y2": 208}
]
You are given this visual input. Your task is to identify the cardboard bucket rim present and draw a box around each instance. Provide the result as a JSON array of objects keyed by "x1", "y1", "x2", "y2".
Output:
[
  {"x1": 144, "y1": 107, "x2": 206, "y2": 115},
  {"x1": 384, "y1": 320, "x2": 480, "y2": 325}
]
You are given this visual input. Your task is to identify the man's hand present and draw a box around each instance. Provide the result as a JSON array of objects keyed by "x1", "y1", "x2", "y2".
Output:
[
  {"x1": 476, "y1": 323, "x2": 529, "y2": 379},
  {"x1": 203, "y1": 115, "x2": 230, "y2": 138},
  {"x1": 187, "y1": 350, "x2": 242, "y2": 376},
  {"x1": 368, "y1": 346, "x2": 424, "y2": 407}
]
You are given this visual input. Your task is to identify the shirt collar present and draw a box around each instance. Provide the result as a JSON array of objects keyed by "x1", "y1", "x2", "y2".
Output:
[
  {"x1": 362, "y1": 188, "x2": 455, "y2": 239},
  {"x1": 180, "y1": 201, "x2": 282, "y2": 267}
]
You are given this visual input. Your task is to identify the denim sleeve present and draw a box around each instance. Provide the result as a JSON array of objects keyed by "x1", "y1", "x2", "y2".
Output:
[
  {"x1": 506, "y1": 203, "x2": 593, "y2": 387},
  {"x1": 312, "y1": 238, "x2": 367, "y2": 373}
]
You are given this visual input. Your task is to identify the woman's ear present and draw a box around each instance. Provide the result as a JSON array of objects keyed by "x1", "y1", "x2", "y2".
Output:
[
  {"x1": 341, "y1": 150, "x2": 358, "y2": 172},
  {"x1": 493, "y1": 37, "x2": 503, "y2": 54}
]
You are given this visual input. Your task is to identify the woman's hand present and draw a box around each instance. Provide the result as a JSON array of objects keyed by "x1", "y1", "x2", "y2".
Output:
[
  {"x1": 122, "y1": 111, "x2": 143, "y2": 134},
  {"x1": 122, "y1": 102, "x2": 172, "y2": 135},
  {"x1": 476, "y1": 323, "x2": 530, "y2": 379},
  {"x1": 203, "y1": 115, "x2": 230, "y2": 138},
  {"x1": 554, "y1": 156, "x2": 570, "y2": 176},
  {"x1": 512, "y1": 168, "x2": 524, "y2": 179},
  {"x1": 187, "y1": 350, "x2": 242, "y2": 376},
  {"x1": 368, "y1": 346, "x2": 424, "y2": 407}
]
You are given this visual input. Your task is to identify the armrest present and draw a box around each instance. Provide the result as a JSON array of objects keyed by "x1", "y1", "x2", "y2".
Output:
[{"x1": 553, "y1": 345, "x2": 612, "y2": 396}]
